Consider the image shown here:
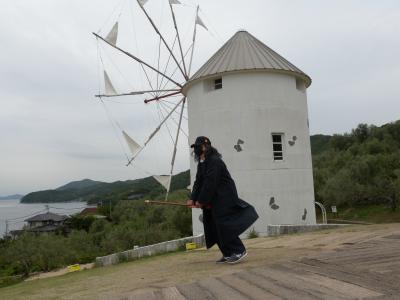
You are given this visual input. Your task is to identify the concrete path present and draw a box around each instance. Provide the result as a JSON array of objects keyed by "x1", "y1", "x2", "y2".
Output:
[{"x1": 128, "y1": 231, "x2": 400, "y2": 299}]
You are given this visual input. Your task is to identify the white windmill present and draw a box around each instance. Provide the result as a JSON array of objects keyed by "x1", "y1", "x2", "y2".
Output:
[
  {"x1": 95, "y1": 1, "x2": 317, "y2": 236},
  {"x1": 183, "y1": 30, "x2": 317, "y2": 235},
  {"x1": 93, "y1": 0, "x2": 209, "y2": 199}
]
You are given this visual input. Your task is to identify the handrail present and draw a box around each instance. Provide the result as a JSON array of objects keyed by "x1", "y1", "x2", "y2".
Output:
[{"x1": 315, "y1": 202, "x2": 327, "y2": 224}]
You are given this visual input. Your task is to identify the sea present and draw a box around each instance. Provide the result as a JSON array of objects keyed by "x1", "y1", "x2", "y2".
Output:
[{"x1": 0, "y1": 199, "x2": 89, "y2": 237}]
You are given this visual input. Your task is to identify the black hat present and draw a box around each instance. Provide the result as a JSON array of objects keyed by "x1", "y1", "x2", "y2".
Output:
[{"x1": 190, "y1": 136, "x2": 211, "y2": 148}]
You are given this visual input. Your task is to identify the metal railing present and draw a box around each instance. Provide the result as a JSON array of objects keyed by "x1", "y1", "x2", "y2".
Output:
[{"x1": 315, "y1": 202, "x2": 327, "y2": 224}]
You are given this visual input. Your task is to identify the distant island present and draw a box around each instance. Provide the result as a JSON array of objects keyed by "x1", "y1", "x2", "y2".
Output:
[
  {"x1": 0, "y1": 194, "x2": 24, "y2": 200},
  {"x1": 20, "y1": 172, "x2": 190, "y2": 204}
]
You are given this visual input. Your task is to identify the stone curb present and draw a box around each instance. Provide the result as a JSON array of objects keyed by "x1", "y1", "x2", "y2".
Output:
[
  {"x1": 95, "y1": 234, "x2": 205, "y2": 267},
  {"x1": 264, "y1": 224, "x2": 349, "y2": 237}
]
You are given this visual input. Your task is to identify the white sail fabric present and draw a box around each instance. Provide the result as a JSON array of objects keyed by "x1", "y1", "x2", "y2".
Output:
[
  {"x1": 138, "y1": 0, "x2": 148, "y2": 6},
  {"x1": 169, "y1": 0, "x2": 181, "y2": 4},
  {"x1": 105, "y1": 22, "x2": 118, "y2": 45},
  {"x1": 153, "y1": 175, "x2": 171, "y2": 190},
  {"x1": 196, "y1": 15, "x2": 208, "y2": 30},
  {"x1": 104, "y1": 71, "x2": 117, "y2": 95},
  {"x1": 122, "y1": 131, "x2": 142, "y2": 156}
]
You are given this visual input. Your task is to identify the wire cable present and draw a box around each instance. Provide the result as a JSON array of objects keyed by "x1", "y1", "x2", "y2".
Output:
[
  {"x1": 100, "y1": 99, "x2": 131, "y2": 162},
  {"x1": 48, "y1": 206, "x2": 88, "y2": 211},
  {"x1": 159, "y1": 102, "x2": 189, "y2": 138},
  {"x1": 6, "y1": 209, "x2": 48, "y2": 221},
  {"x1": 157, "y1": 102, "x2": 175, "y2": 145},
  {"x1": 160, "y1": 100, "x2": 188, "y2": 120},
  {"x1": 97, "y1": 0, "x2": 125, "y2": 35}
]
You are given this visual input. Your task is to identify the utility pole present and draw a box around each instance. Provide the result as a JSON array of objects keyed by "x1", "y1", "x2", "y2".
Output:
[
  {"x1": 109, "y1": 200, "x2": 111, "y2": 218},
  {"x1": 5, "y1": 220, "x2": 9, "y2": 237}
]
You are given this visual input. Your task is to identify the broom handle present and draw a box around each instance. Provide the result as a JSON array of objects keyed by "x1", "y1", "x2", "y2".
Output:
[{"x1": 144, "y1": 200, "x2": 189, "y2": 207}]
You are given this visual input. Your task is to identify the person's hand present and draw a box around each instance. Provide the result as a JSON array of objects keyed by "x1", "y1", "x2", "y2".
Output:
[
  {"x1": 187, "y1": 200, "x2": 195, "y2": 208},
  {"x1": 194, "y1": 202, "x2": 203, "y2": 208}
]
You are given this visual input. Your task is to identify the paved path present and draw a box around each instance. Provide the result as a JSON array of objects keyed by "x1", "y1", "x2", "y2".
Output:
[{"x1": 129, "y1": 232, "x2": 400, "y2": 300}]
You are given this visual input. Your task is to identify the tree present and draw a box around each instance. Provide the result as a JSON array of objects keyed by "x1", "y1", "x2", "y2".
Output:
[
  {"x1": 352, "y1": 123, "x2": 371, "y2": 143},
  {"x1": 314, "y1": 121, "x2": 400, "y2": 210},
  {"x1": 5, "y1": 234, "x2": 39, "y2": 276}
]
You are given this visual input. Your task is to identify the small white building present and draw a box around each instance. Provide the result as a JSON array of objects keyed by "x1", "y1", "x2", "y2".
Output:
[{"x1": 182, "y1": 30, "x2": 316, "y2": 236}]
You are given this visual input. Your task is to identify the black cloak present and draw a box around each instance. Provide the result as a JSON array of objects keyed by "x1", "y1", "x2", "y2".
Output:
[{"x1": 191, "y1": 153, "x2": 259, "y2": 248}]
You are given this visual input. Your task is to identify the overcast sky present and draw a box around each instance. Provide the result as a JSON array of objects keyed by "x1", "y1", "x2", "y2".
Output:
[{"x1": 0, "y1": 0, "x2": 399, "y2": 195}]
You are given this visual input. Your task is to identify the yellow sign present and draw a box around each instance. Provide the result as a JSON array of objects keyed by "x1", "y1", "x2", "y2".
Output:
[
  {"x1": 185, "y1": 242, "x2": 197, "y2": 251},
  {"x1": 67, "y1": 264, "x2": 81, "y2": 272}
]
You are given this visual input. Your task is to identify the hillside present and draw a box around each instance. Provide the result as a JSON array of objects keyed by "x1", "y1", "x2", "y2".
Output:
[
  {"x1": 310, "y1": 134, "x2": 332, "y2": 155},
  {"x1": 20, "y1": 171, "x2": 190, "y2": 204},
  {"x1": 313, "y1": 121, "x2": 400, "y2": 208},
  {"x1": 56, "y1": 179, "x2": 104, "y2": 191}
]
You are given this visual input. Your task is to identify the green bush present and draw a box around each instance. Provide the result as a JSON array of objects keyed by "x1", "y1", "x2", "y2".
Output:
[
  {"x1": 247, "y1": 227, "x2": 259, "y2": 239},
  {"x1": 314, "y1": 121, "x2": 400, "y2": 210}
]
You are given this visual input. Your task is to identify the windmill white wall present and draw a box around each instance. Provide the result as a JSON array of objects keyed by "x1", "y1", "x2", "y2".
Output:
[{"x1": 183, "y1": 31, "x2": 316, "y2": 237}]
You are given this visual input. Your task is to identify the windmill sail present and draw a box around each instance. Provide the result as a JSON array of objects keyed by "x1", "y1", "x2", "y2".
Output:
[
  {"x1": 104, "y1": 71, "x2": 117, "y2": 95},
  {"x1": 105, "y1": 22, "x2": 118, "y2": 45},
  {"x1": 195, "y1": 15, "x2": 208, "y2": 30},
  {"x1": 169, "y1": 0, "x2": 181, "y2": 4},
  {"x1": 138, "y1": 0, "x2": 148, "y2": 6},
  {"x1": 153, "y1": 175, "x2": 171, "y2": 190},
  {"x1": 122, "y1": 131, "x2": 142, "y2": 156}
]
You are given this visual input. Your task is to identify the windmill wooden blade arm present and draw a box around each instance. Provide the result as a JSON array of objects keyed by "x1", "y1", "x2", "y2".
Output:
[
  {"x1": 144, "y1": 91, "x2": 181, "y2": 103},
  {"x1": 137, "y1": 0, "x2": 188, "y2": 80},
  {"x1": 95, "y1": 89, "x2": 180, "y2": 98},
  {"x1": 93, "y1": 32, "x2": 183, "y2": 88},
  {"x1": 169, "y1": 2, "x2": 188, "y2": 77},
  {"x1": 126, "y1": 97, "x2": 185, "y2": 166},
  {"x1": 164, "y1": 97, "x2": 186, "y2": 201},
  {"x1": 188, "y1": 6, "x2": 199, "y2": 76}
]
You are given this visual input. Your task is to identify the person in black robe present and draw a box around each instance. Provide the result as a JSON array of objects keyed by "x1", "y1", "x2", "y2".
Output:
[{"x1": 188, "y1": 136, "x2": 259, "y2": 264}]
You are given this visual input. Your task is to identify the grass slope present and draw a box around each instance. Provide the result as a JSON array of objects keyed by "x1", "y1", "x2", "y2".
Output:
[{"x1": 327, "y1": 205, "x2": 400, "y2": 223}]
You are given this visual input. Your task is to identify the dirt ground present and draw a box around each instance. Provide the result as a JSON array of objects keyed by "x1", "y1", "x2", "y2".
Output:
[
  {"x1": 1, "y1": 223, "x2": 399, "y2": 300},
  {"x1": 24, "y1": 263, "x2": 95, "y2": 282}
]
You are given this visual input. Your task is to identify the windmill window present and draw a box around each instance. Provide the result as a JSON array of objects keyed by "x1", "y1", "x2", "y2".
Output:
[
  {"x1": 214, "y1": 78, "x2": 222, "y2": 89},
  {"x1": 272, "y1": 133, "x2": 284, "y2": 161}
]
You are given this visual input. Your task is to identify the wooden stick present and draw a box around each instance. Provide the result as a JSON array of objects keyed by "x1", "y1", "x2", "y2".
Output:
[{"x1": 144, "y1": 200, "x2": 188, "y2": 207}]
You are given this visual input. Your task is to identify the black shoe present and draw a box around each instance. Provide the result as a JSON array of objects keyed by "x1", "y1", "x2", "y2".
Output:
[
  {"x1": 226, "y1": 251, "x2": 248, "y2": 264},
  {"x1": 215, "y1": 256, "x2": 228, "y2": 264}
]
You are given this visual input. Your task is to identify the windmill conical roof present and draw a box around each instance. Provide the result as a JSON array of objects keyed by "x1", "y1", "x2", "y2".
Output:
[{"x1": 186, "y1": 30, "x2": 311, "y2": 89}]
